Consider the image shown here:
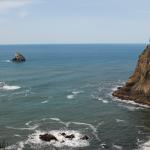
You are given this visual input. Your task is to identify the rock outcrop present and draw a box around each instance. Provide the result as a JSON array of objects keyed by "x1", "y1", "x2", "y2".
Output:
[
  {"x1": 39, "y1": 132, "x2": 89, "y2": 143},
  {"x1": 39, "y1": 134, "x2": 58, "y2": 142},
  {"x1": 112, "y1": 45, "x2": 150, "y2": 106},
  {"x1": 12, "y1": 52, "x2": 26, "y2": 62}
]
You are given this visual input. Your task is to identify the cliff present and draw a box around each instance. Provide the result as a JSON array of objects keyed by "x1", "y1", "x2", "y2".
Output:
[{"x1": 112, "y1": 45, "x2": 150, "y2": 106}]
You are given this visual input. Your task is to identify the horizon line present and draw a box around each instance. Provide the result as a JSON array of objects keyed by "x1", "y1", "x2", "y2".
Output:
[{"x1": 0, "y1": 42, "x2": 148, "y2": 45}]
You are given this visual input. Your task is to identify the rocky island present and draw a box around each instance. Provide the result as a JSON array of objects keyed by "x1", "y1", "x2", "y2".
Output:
[
  {"x1": 11, "y1": 52, "x2": 26, "y2": 62},
  {"x1": 112, "y1": 45, "x2": 150, "y2": 106}
]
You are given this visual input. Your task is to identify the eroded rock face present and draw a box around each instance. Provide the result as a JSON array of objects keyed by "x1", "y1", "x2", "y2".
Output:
[
  {"x1": 112, "y1": 45, "x2": 150, "y2": 106},
  {"x1": 12, "y1": 52, "x2": 26, "y2": 62}
]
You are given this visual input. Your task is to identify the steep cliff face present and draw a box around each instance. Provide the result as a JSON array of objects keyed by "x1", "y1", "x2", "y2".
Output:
[{"x1": 112, "y1": 45, "x2": 150, "y2": 105}]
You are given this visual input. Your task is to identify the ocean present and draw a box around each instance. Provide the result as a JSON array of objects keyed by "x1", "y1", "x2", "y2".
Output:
[{"x1": 0, "y1": 44, "x2": 150, "y2": 150}]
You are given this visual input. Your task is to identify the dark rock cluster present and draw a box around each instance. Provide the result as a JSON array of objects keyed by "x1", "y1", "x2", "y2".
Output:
[{"x1": 39, "y1": 133, "x2": 89, "y2": 143}]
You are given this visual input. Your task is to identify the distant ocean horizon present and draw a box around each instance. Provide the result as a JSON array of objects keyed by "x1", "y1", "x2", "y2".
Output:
[{"x1": 0, "y1": 44, "x2": 150, "y2": 150}]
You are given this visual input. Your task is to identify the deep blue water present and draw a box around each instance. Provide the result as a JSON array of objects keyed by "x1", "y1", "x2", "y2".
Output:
[{"x1": 0, "y1": 44, "x2": 150, "y2": 150}]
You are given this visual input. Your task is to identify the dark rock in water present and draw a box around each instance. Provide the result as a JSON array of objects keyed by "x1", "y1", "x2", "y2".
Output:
[
  {"x1": 81, "y1": 135, "x2": 89, "y2": 140},
  {"x1": 60, "y1": 133, "x2": 75, "y2": 140},
  {"x1": 112, "y1": 45, "x2": 150, "y2": 106},
  {"x1": 39, "y1": 134, "x2": 58, "y2": 142},
  {"x1": 11, "y1": 52, "x2": 26, "y2": 62},
  {"x1": 60, "y1": 133, "x2": 66, "y2": 136},
  {"x1": 65, "y1": 134, "x2": 75, "y2": 140}
]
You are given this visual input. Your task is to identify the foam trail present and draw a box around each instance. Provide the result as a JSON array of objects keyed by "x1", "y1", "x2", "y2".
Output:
[
  {"x1": 98, "y1": 98, "x2": 109, "y2": 104},
  {"x1": 92, "y1": 95, "x2": 109, "y2": 104},
  {"x1": 72, "y1": 90, "x2": 83, "y2": 95},
  {"x1": 41, "y1": 100, "x2": 48, "y2": 104},
  {"x1": 116, "y1": 119, "x2": 125, "y2": 123},
  {"x1": 50, "y1": 118, "x2": 61, "y2": 121},
  {"x1": 49, "y1": 117, "x2": 101, "y2": 141},
  {"x1": 50, "y1": 117, "x2": 70, "y2": 127},
  {"x1": 3, "y1": 85, "x2": 21, "y2": 90},
  {"x1": 70, "y1": 122, "x2": 101, "y2": 141},
  {"x1": 25, "y1": 121, "x2": 32, "y2": 126},
  {"x1": 14, "y1": 134, "x2": 21, "y2": 137},
  {"x1": 0, "y1": 82, "x2": 21, "y2": 90},
  {"x1": 6, "y1": 124, "x2": 38, "y2": 131},
  {"x1": 67, "y1": 95, "x2": 74, "y2": 99},
  {"x1": 112, "y1": 144, "x2": 123, "y2": 150},
  {"x1": 1, "y1": 60, "x2": 11, "y2": 63},
  {"x1": 6, "y1": 60, "x2": 11, "y2": 63},
  {"x1": 110, "y1": 85, "x2": 150, "y2": 109}
]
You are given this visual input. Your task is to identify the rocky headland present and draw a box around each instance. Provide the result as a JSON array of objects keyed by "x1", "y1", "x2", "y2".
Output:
[{"x1": 112, "y1": 45, "x2": 150, "y2": 106}]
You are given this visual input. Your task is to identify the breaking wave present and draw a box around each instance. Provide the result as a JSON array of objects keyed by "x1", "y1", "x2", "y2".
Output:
[
  {"x1": 110, "y1": 83, "x2": 150, "y2": 109},
  {"x1": 0, "y1": 82, "x2": 21, "y2": 91},
  {"x1": 138, "y1": 139, "x2": 150, "y2": 150},
  {"x1": 66, "y1": 90, "x2": 83, "y2": 100},
  {"x1": 27, "y1": 130, "x2": 90, "y2": 148},
  {"x1": 6, "y1": 117, "x2": 103, "y2": 149}
]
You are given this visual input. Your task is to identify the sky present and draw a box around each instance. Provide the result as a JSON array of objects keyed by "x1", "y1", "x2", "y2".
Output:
[{"x1": 0, "y1": 0, "x2": 150, "y2": 44}]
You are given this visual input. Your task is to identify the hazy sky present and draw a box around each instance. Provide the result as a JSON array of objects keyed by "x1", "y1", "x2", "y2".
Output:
[{"x1": 0, "y1": 0, "x2": 150, "y2": 44}]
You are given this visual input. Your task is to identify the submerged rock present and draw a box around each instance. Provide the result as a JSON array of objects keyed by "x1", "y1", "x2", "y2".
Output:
[
  {"x1": 80, "y1": 135, "x2": 89, "y2": 140},
  {"x1": 65, "y1": 134, "x2": 75, "y2": 140},
  {"x1": 60, "y1": 133, "x2": 75, "y2": 140},
  {"x1": 39, "y1": 134, "x2": 58, "y2": 142},
  {"x1": 112, "y1": 45, "x2": 150, "y2": 106},
  {"x1": 11, "y1": 52, "x2": 26, "y2": 62}
]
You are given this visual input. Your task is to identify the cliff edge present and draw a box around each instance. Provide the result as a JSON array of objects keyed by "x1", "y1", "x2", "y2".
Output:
[{"x1": 112, "y1": 45, "x2": 150, "y2": 106}]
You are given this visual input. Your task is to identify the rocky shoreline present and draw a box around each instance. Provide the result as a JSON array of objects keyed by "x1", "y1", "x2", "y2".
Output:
[{"x1": 112, "y1": 45, "x2": 150, "y2": 106}]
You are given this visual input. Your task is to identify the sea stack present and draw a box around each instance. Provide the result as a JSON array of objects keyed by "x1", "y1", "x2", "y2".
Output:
[
  {"x1": 12, "y1": 52, "x2": 26, "y2": 62},
  {"x1": 112, "y1": 45, "x2": 150, "y2": 106}
]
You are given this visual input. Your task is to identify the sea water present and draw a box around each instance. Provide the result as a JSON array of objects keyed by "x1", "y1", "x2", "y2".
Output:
[{"x1": 0, "y1": 44, "x2": 150, "y2": 150}]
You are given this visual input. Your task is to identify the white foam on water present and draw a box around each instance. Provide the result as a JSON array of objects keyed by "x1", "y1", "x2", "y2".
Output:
[
  {"x1": 50, "y1": 118, "x2": 61, "y2": 121},
  {"x1": 5, "y1": 145, "x2": 17, "y2": 150},
  {"x1": 25, "y1": 121, "x2": 32, "y2": 126},
  {"x1": 115, "y1": 119, "x2": 125, "y2": 123},
  {"x1": 17, "y1": 141, "x2": 25, "y2": 150},
  {"x1": 14, "y1": 134, "x2": 21, "y2": 137},
  {"x1": 27, "y1": 130, "x2": 90, "y2": 148},
  {"x1": 70, "y1": 122, "x2": 97, "y2": 133},
  {"x1": 7, "y1": 118, "x2": 104, "y2": 149},
  {"x1": 6, "y1": 60, "x2": 11, "y2": 63},
  {"x1": 116, "y1": 99, "x2": 150, "y2": 110},
  {"x1": 49, "y1": 117, "x2": 101, "y2": 141},
  {"x1": 98, "y1": 98, "x2": 109, "y2": 104},
  {"x1": 0, "y1": 82, "x2": 21, "y2": 91},
  {"x1": 72, "y1": 90, "x2": 83, "y2": 95},
  {"x1": 92, "y1": 95, "x2": 109, "y2": 104},
  {"x1": 66, "y1": 89, "x2": 83, "y2": 100},
  {"x1": 3, "y1": 85, "x2": 21, "y2": 90},
  {"x1": 138, "y1": 139, "x2": 150, "y2": 150},
  {"x1": 110, "y1": 82, "x2": 150, "y2": 109},
  {"x1": 69, "y1": 121, "x2": 102, "y2": 142},
  {"x1": 66, "y1": 94, "x2": 74, "y2": 99},
  {"x1": 49, "y1": 117, "x2": 70, "y2": 127},
  {"x1": 1, "y1": 60, "x2": 11, "y2": 63},
  {"x1": 6, "y1": 124, "x2": 39, "y2": 131},
  {"x1": 112, "y1": 144, "x2": 123, "y2": 150},
  {"x1": 41, "y1": 100, "x2": 48, "y2": 104}
]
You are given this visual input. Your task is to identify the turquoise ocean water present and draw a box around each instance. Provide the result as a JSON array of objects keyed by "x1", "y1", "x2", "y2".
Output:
[{"x1": 0, "y1": 44, "x2": 150, "y2": 150}]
